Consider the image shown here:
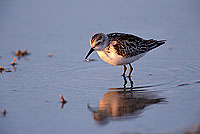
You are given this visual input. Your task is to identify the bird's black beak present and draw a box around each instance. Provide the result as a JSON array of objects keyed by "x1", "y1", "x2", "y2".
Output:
[{"x1": 85, "y1": 48, "x2": 94, "y2": 59}]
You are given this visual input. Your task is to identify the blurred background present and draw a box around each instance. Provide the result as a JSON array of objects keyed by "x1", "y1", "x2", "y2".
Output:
[{"x1": 0, "y1": 0, "x2": 200, "y2": 134}]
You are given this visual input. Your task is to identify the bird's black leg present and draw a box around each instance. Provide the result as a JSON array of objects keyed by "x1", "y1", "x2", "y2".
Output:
[
  {"x1": 122, "y1": 65, "x2": 127, "y2": 77},
  {"x1": 128, "y1": 63, "x2": 133, "y2": 77},
  {"x1": 122, "y1": 75, "x2": 127, "y2": 89},
  {"x1": 128, "y1": 75, "x2": 133, "y2": 91}
]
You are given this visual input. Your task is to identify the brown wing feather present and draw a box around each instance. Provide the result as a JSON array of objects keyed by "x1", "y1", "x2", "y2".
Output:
[
  {"x1": 107, "y1": 33, "x2": 165, "y2": 58},
  {"x1": 107, "y1": 33, "x2": 144, "y2": 57}
]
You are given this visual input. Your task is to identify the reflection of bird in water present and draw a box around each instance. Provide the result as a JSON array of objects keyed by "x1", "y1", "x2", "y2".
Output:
[
  {"x1": 85, "y1": 32, "x2": 166, "y2": 77},
  {"x1": 88, "y1": 90, "x2": 165, "y2": 125}
]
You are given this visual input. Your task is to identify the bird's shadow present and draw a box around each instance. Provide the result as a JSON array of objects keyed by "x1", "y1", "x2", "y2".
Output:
[{"x1": 88, "y1": 76, "x2": 167, "y2": 125}]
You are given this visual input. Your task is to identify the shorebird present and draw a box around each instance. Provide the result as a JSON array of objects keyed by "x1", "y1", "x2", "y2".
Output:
[{"x1": 85, "y1": 32, "x2": 166, "y2": 77}]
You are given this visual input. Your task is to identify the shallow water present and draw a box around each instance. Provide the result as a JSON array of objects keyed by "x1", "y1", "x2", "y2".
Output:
[{"x1": 0, "y1": 0, "x2": 200, "y2": 134}]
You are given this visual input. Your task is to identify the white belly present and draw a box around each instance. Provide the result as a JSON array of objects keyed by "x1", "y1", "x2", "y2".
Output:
[{"x1": 96, "y1": 50, "x2": 146, "y2": 66}]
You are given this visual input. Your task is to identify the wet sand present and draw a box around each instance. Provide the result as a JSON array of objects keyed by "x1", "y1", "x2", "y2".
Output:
[{"x1": 0, "y1": 0, "x2": 200, "y2": 134}]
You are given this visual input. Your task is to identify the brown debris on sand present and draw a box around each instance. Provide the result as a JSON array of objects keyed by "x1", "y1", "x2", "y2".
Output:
[
  {"x1": 60, "y1": 94, "x2": 67, "y2": 109},
  {"x1": 48, "y1": 53, "x2": 53, "y2": 57},
  {"x1": 60, "y1": 94, "x2": 67, "y2": 104},
  {"x1": 11, "y1": 57, "x2": 17, "y2": 66},
  {"x1": 0, "y1": 66, "x2": 12, "y2": 73},
  {"x1": 0, "y1": 66, "x2": 5, "y2": 71},
  {"x1": 16, "y1": 49, "x2": 21, "y2": 57},
  {"x1": 5, "y1": 68, "x2": 12, "y2": 72},
  {"x1": 1, "y1": 109, "x2": 6, "y2": 116},
  {"x1": 16, "y1": 49, "x2": 30, "y2": 59},
  {"x1": 21, "y1": 49, "x2": 28, "y2": 56},
  {"x1": 1, "y1": 67, "x2": 12, "y2": 73}
]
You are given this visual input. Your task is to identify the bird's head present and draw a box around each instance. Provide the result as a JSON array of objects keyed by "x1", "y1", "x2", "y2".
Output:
[
  {"x1": 90, "y1": 33, "x2": 108, "y2": 51},
  {"x1": 85, "y1": 33, "x2": 108, "y2": 59}
]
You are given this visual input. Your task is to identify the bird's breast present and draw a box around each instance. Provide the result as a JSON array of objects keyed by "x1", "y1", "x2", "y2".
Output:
[
  {"x1": 96, "y1": 50, "x2": 117, "y2": 65},
  {"x1": 96, "y1": 50, "x2": 146, "y2": 66}
]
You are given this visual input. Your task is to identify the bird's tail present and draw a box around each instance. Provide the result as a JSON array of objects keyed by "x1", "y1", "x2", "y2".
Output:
[{"x1": 147, "y1": 39, "x2": 166, "y2": 51}]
